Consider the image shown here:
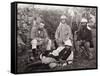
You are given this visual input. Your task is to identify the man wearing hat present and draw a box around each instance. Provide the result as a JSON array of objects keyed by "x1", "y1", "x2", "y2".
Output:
[
  {"x1": 54, "y1": 15, "x2": 73, "y2": 64},
  {"x1": 55, "y1": 15, "x2": 72, "y2": 46},
  {"x1": 40, "y1": 39, "x2": 73, "y2": 68},
  {"x1": 77, "y1": 18, "x2": 94, "y2": 59}
]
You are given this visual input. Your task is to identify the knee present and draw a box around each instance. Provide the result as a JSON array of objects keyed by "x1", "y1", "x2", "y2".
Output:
[
  {"x1": 47, "y1": 39, "x2": 52, "y2": 45},
  {"x1": 85, "y1": 42, "x2": 90, "y2": 47}
]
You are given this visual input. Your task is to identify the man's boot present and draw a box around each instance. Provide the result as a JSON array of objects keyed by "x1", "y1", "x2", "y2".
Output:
[{"x1": 32, "y1": 49, "x2": 37, "y2": 60}]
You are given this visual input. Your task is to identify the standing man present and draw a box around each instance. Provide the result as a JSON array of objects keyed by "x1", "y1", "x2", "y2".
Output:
[
  {"x1": 55, "y1": 15, "x2": 72, "y2": 46},
  {"x1": 54, "y1": 15, "x2": 73, "y2": 64}
]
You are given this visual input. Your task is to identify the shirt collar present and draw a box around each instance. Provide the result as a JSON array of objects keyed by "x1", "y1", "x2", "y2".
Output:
[{"x1": 87, "y1": 25, "x2": 91, "y2": 30}]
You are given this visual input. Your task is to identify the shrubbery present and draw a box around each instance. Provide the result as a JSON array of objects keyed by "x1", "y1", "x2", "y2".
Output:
[{"x1": 17, "y1": 6, "x2": 96, "y2": 51}]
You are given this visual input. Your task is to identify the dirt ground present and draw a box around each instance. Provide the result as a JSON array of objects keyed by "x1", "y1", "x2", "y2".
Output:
[{"x1": 17, "y1": 28, "x2": 97, "y2": 73}]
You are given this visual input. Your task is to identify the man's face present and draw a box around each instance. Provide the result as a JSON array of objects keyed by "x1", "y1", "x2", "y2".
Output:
[
  {"x1": 39, "y1": 25, "x2": 44, "y2": 28},
  {"x1": 81, "y1": 22, "x2": 87, "y2": 27},
  {"x1": 39, "y1": 23, "x2": 44, "y2": 29},
  {"x1": 61, "y1": 19, "x2": 66, "y2": 24}
]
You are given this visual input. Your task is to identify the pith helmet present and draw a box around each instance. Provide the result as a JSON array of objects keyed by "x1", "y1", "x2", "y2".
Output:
[
  {"x1": 81, "y1": 18, "x2": 88, "y2": 22},
  {"x1": 60, "y1": 15, "x2": 67, "y2": 19}
]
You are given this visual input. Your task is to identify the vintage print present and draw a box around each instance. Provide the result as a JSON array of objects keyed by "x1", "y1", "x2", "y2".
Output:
[{"x1": 15, "y1": 3, "x2": 97, "y2": 73}]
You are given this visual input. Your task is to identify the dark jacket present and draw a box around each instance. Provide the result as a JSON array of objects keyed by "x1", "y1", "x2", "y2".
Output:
[
  {"x1": 77, "y1": 26, "x2": 92, "y2": 41},
  {"x1": 77, "y1": 25, "x2": 94, "y2": 47}
]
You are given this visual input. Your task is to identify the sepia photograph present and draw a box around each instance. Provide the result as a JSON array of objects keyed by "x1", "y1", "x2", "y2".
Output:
[{"x1": 13, "y1": 2, "x2": 97, "y2": 73}]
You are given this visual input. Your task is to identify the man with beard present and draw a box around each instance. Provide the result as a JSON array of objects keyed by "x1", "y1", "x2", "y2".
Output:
[{"x1": 77, "y1": 18, "x2": 94, "y2": 59}]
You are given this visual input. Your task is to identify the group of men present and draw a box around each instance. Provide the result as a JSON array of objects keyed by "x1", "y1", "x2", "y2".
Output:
[{"x1": 30, "y1": 14, "x2": 94, "y2": 68}]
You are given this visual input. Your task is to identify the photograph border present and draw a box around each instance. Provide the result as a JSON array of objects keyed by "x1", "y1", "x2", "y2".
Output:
[{"x1": 11, "y1": 1, "x2": 98, "y2": 74}]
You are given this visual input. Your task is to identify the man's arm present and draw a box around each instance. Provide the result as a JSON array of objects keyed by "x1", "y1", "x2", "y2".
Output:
[
  {"x1": 44, "y1": 29, "x2": 49, "y2": 39},
  {"x1": 86, "y1": 30, "x2": 93, "y2": 41},
  {"x1": 65, "y1": 25, "x2": 73, "y2": 40},
  {"x1": 55, "y1": 24, "x2": 60, "y2": 40},
  {"x1": 76, "y1": 28, "x2": 82, "y2": 41},
  {"x1": 68, "y1": 26, "x2": 73, "y2": 40},
  {"x1": 30, "y1": 27, "x2": 36, "y2": 40}
]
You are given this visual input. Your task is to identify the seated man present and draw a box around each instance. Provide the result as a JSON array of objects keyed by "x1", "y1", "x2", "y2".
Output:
[
  {"x1": 76, "y1": 18, "x2": 94, "y2": 59},
  {"x1": 31, "y1": 19, "x2": 52, "y2": 60}
]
